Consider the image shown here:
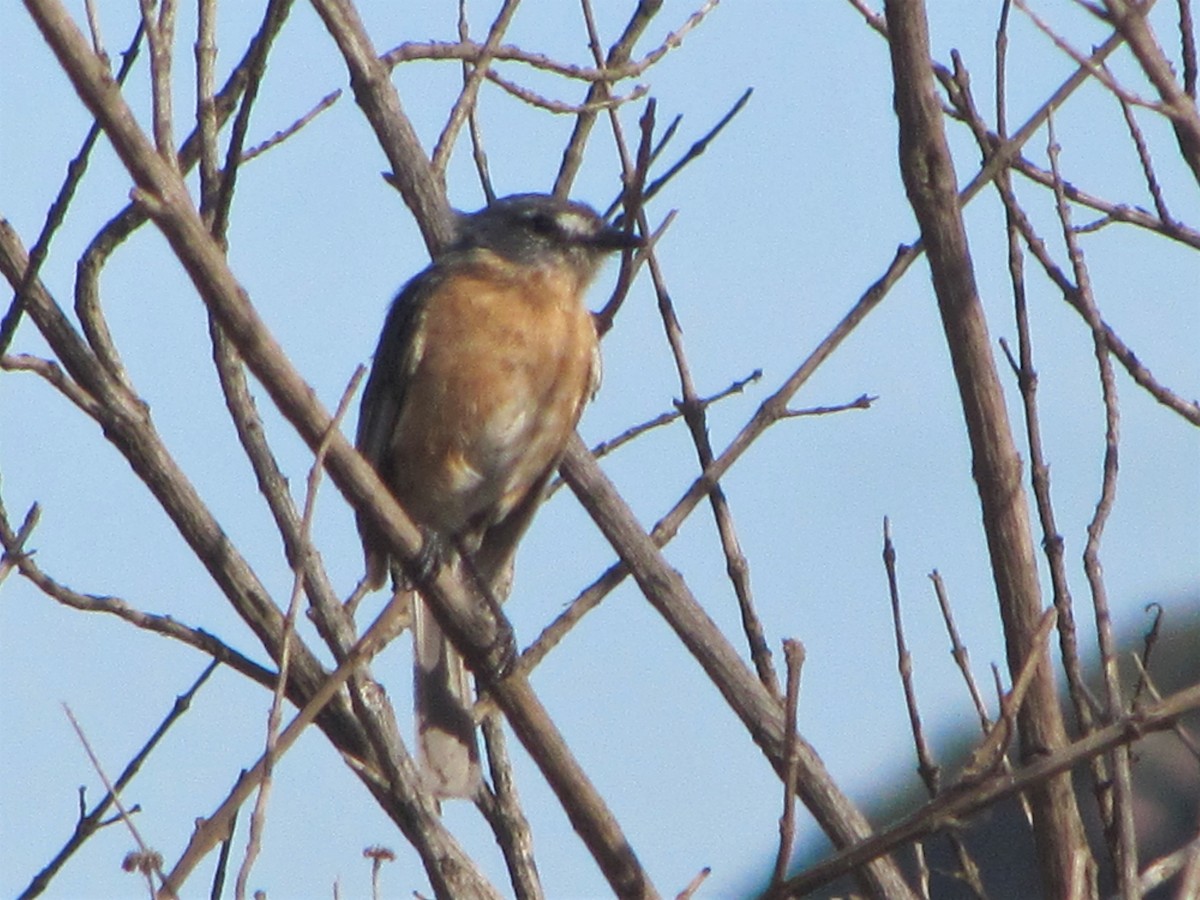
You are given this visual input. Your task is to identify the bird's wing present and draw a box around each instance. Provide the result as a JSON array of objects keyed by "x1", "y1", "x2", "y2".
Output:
[{"x1": 354, "y1": 266, "x2": 438, "y2": 586}]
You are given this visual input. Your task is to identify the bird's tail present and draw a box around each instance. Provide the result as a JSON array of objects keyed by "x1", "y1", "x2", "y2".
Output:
[{"x1": 413, "y1": 595, "x2": 482, "y2": 798}]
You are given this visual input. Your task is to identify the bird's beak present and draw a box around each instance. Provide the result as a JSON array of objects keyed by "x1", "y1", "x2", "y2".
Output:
[{"x1": 593, "y1": 223, "x2": 644, "y2": 252}]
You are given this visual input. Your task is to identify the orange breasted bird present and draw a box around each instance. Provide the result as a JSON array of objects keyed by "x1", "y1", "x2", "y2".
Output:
[{"x1": 355, "y1": 193, "x2": 641, "y2": 797}]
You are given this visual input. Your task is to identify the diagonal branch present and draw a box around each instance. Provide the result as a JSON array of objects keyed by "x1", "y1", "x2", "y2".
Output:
[{"x1": 559, "y1": 436, "x2": 918, "y2": 900}]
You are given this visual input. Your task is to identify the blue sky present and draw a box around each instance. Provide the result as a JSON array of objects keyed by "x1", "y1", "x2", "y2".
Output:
[{"x1": 2, "y1": 1, "x2": 1198, "y2": 897}]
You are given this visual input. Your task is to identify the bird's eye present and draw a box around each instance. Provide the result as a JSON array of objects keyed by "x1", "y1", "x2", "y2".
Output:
[{"x1": 528, "y1": 212, "x2": 559, "y2": 235}]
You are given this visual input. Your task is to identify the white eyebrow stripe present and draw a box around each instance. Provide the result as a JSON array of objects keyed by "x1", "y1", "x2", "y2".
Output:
[{"x1": 555, "y1": 211, "x2": 595, "y2": 239}]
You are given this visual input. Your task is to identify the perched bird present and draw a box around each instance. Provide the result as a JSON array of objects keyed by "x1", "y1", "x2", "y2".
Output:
[{"x1": 355, "y1": 193, "x2": 641, "y2": 797}]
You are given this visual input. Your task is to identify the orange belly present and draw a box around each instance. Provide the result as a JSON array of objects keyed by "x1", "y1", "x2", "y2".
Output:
[{"x1": 387, "y1": 259, "x2": 597, "y2": 539}]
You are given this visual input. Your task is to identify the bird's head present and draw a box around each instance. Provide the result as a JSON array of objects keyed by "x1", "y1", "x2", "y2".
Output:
[{"x1": 451, "y1": 193, "x2": 642, "y2": 282}]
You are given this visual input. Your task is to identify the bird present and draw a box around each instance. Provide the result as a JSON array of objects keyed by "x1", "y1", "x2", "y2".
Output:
[{"x1": 355, "y1": 192, "x2": 641, "y2": 798}]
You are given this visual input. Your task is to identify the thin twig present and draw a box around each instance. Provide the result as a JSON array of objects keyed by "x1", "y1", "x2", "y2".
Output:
[
  {"x1": 1128, "y1": 653, "x2": 1200, "y2": 764},
  {"x1": 1, "y1": 354, "x2": 102, "y2": 418},
  {"x1": 206, "y1": 325, "x2": 359, "y2": 656},
  {"x1": 674, "y1": 867, "x2": 712, "y2": 900},
  {"x1": 957, "y1": 608, "x2": 1058, "y2": 786},
  {"x1": 1110, "y1": 62, "x2": 1174, "y2": 225},
  {"x1": 234, "y1": 366, "x2": 364, "y2": 897},
  {"x1": 241, "y1": 89, "x2": 342, "y2": 162},
  {"x1": 0, "y1": 495, "x2": 275, "y2": 689},
  {"x1": 1047, "y1": 112, "x2": 1138, "y2": 897},
  {"x1": 195, "y1": 0, "x2": 219, "y2": 219},
  {"x1": 1132, "y1": 602, "x2": 1165, "y2": 706},
  {"x1": 590, "y1": 73, "x2": 782, "y2": 702},
  {"x1": 138, "y1": 0, "x2": 179, "y2": 163},
  {"x1": 594, "y1": 207, "x2": 670, "y2": 334},
  {"x1": 588, "y1": 370, "x2": 762, "y2": 465},
  {"x1": 212, "y1": 0, "x2": 295, "y2": 241},
  {"x1": 921, "y1": 575, "x2": 993, "y2": 899},
  {"x1": 1010, "y1": 154, "x2": 1200, "y2": 249},
  {"x1": 432, "y1": 0, "x2": 521, "y2": 175},
  {"x1": 458, "y1": 0, "x2": 496, "y2": 202},
  {"x1": 19, "y1": 664, "x2": 217, "y2": 899},
  {"x1": 486, "y1": 68, "x2": 649, "y2": 114},
  {"x1": 553, "y1": 0, "x2": 664, "y2": 195},
  {"x1": 209, "y1": 809, "x2": 237, "y2": 900},
  {"x1": 770, "y1": 640, "x2": 805, "y2": 885},
  {"x1": 929, "y1": 571, "x2": 991, "y2": 731},
  {"x1": 1014, "y1": 0, "x2": 1163, "y2": 111},
  {"x1": 638, "y1": 87, "x2": 753, "y2": 211},
  {"x1": 780, "y1": 394, "x2": 875, "y2": 418},
  {"x1": 588, "y1": 96, "x2": 653, "y2": 333},
  {"x1": 477, "y1": 714, "x2": 544, "y2": 900},
  {"x1": 363, "y1": 846, "x2": 395, "y2": 900},
  {"x1": 82, "y1": 0, "x2": 106, "y2": 60},
  {"x1": 1181, "y1": 0, "x2": 1198, "y2": 99},
  {"x1": 0, "y1": 500, "x2": 39, "y2": 587},
  {"x1": 987, "y1": 162, "x2": 1200, "y2": 428},
  {"x1": 532, "y1": 370, "x2": 757, "y2": 656},
  {"x1": 1099, "y1": 0, "x2": 1200, "y2": 184},
  {"x1": 162, "y1": 588, "x2": 414, "y2": 895},
  {"x1": 64, "y1": 705, "x2": 172, "y2": 897},
  {"x1": 385, "y1": 0, "x2": 718, "y2": 86},
  {"x1": 883, "y1": 520, "x2": 940, "y2": 794},
  {"x1": 846, "y1": 0, "x2": 887, "y2": 35},
  {"x1": 0, "y1": 20, "x2": 143, "y2": 358},
  {"x1": 602, "y1": 113, "x2": 682, "y2": 220},
  {"x1": 1139, "y1": 825, "x2": 1200, "y2": 894}
]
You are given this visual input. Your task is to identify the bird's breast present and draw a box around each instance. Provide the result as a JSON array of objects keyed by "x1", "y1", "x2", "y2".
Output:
[{"x1": 388, "y1": 260, "x2": 598, "y2": 537}]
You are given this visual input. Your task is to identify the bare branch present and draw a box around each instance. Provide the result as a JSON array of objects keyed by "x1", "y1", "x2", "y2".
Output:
[
  {"x1": 883, "y1": 521, "x2": 940, "y2": 794},
  {"x1": 1111, "y1": 65, "x2": 1175, "y2": 225},
  {"x1": 883, "y1": 1, "x2": 1092, "y2": 892},
  {"x1": 19, "y1": 664, "x2": 217, "y2": 899},
  {"x1": 477, "y1": 715, "x2": 544, "y2": 900},
  {"x1": 0, "y1": 490, "x2": 278, "y2": 688},
  {"x1": 384, "y1": 1, "x2": 717, "y2": 85},
  {"x1": 233, "y1": 366, "x2": 364, "y2": 898},
  {"x1": 770, "y1": 640, "x2": 806, "y2": 886},
  {"x1": 584, "y1": 369, "x2": 762, "y2": 469},
  {"x1": 770, "y1": 677, "x2": 1200, "y2": 899},
  {"x1": 308, "y1": 0, "x2": 454, "y2": 252},
  {"x1": 559, "y1": 436, "x2": 919, "y2": 899},
  {"x1": 486, "y1": 68, "x2": 649, "y2": 114},
  {"x1": 0, "y1": 500, "x2": 39, "y2": 587},
  {"x1": 162, "y1": 593, "x2": 428, "y2": 897},
  {"x1": 1100, "y1": 0, "x2": 1200, "y2": 184},
  {"x1": 1046, "y1": 112, "x2": 1138, "y2": 894},
  {"x1": 0, "y1": 20, "x2": 143, "y2": 358},
  {"x1": 1138, "y1": 826, "x2": 1200, "y2": 894},
  {"x1": 1, "y1": 353, "x2": 101, "y2": 417},
  {"x1": 64, "y1": 705, "x2": 171, "y2": 896},
  {"x1": 241, "y1": 89, "x2": 342, "y2": 163},
  {"x1": 675, "y1": 867, "x2": 712, "y2": 900},
  {"x1": 929, "y1": 571, "x2": 992, "y2": 731},
  {"x1": 553, "y1": 0, "x2": 664, "y2": 196},
  {"x1": 137, "y1": 0, "x2": 180, "y2": 164},
  {"x1": 596, "y1": 92, "x2": 783, "y2": 701},
  {"x1": 1181, "y1": 0, "x2": 1199, "y2": 99},
  {"x1": 431, "y1": 0, "x2": 520, "y2": 175}
]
